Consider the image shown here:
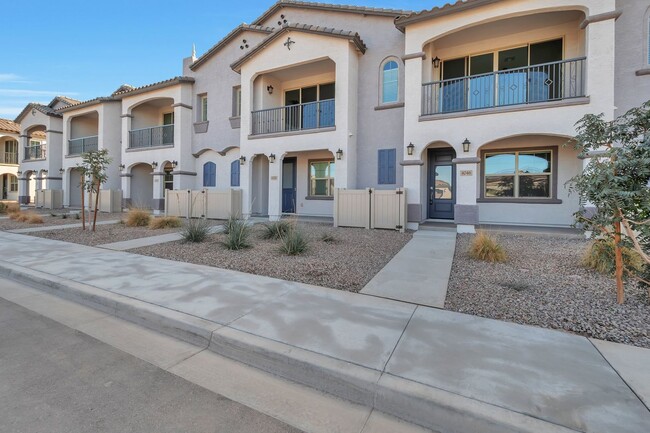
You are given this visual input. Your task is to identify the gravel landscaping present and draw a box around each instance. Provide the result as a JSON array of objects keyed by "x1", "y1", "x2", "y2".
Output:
[
  {"x1": 27, "y1": 222, "x2": 181, "y2": 247},
  {"x1": 446, "y1": 232, "x2": 650, "y2": 348},
  {"x1": 131, "y1": 222, "x2": 412, "y2": 291},
  {"x1": 0, "y1": 211, "x2": 123, "y2": 231}
]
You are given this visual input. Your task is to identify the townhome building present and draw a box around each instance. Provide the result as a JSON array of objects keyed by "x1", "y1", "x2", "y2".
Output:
[
  {"x1": 15, "y1": 0, "x2": 647, "y2": 233},
  {"x1": 0, "y1": 119, "x2": 24, "y2": 201}
]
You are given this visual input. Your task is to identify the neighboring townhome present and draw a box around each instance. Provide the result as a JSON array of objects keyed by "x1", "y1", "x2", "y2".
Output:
[
  {"x1": 15, "y1": 96, "x2": 79, "y2": 204},
  {"x1": 0, "y1": 118, "x2": 23, "y2": 201}
]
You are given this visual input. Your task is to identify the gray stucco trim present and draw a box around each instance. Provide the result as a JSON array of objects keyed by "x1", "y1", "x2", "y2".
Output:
[
  {"x1": 304, "y1": 196, "x2": 333, "y2": 201},
  {"x1": 579, "y1": 9, "x2": 623, "y2": 29},
  {"x1": 152, "y1": 199, "x2": 165, "y2": 211},
  {"x1": 402, "y1": 52, "x2": 426, "y2": 61},
  {"x1": 172, "y1": 103, "x2": 192, "y2": 110},
  {"x1": 151, "y1": 171, "x2": 166, "y2": 176},
  {"x1": 229, "y1": 117, "x2": 241, "y2": 129},
  {"x1": 452, "y1": 157, "x2": 480, "y2": 164},
  {"x1": 125, "y1": 145, "x2": 174, "y2": 152},
  {"x1": 193, "y1": 121, "x2": 209, "y2": 133},
  {"x1": 419, "y1": 97, "x2": 590, "y2": 121},
  {"x1": 454, "y1": 205, "x2": 479, "y2": 225},
  {"x1": 248, "y1": 126, "x2": 335, "y2": 139},
  {"x1": 45, "y1": 130, "x2": 63, "y2": 134},
  {"x1": 170, "y1": 171, "x2": 197, "y2": 176},
  {"x1": 121, "y1": 114, "x2": 134, "y2": 118},
  {"x1": 400, "y1": 159, "x2": 424, "y2": 166},
  {"x1": 21, "y1": 158, "x2": 46, "y2": 163},
  {"x1": 374, "y1": 102, "x2": 405, "y2": 111},
  {"x1": 119, "y1": 174, "x2": 133, "y2": 178},
  {"x1": 635, "y1": 68, "x2": 650, "y2": 76},
  {"x1": 43, "y1": 177, "x2": 62, "y2": 180},
  {"x1": 479, "y1": 145, "x2": 560, "y2": 202},
  {"x1": 407, "y1": 204, "x2": 422, "y2": 223}
]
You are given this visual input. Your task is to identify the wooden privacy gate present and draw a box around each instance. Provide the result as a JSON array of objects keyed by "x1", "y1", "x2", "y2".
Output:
[
  {"x1": 333, "y1": 188, "x2": 407, "y2": 232},
  {"x1": 165, "y1": 189, "x2": 242, "y2": 219}
]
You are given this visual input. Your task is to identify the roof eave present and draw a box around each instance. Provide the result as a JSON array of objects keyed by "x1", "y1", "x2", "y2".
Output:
[
  {"x1": 56, "y1": 97, "x2": 119, "y2": 113},
  {"x1": 190, "y1": 25, "x2": 274, "y2": 71},
  {"x1": 112, "y1": 77, "x2": 196, "y2": 99},
  {"x1": 394, "y1": 0, "x2": 501, "y2": 30}
]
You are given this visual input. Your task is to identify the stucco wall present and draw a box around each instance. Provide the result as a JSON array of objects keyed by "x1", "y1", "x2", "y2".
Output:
[
  {"x1": 69, "y1": 113, "x2": 98, "y2": 139},
  {"x1": 194, "y1": 148, "x2": 239, "y2": 190},
  {"x1": 615, "y1": 0, "x2": 650, "y2": 115}
]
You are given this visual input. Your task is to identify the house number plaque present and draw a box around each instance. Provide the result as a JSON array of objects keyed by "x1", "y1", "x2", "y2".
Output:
[{"x1": 460, "y1": 170, "x2": 473, "y2": 176}]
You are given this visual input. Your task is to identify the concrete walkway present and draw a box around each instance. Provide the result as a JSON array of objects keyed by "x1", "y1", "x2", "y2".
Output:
[
  {"x1": 360, "y1": 230, "x2": 456, "y2": 307},
  {"x1": 8, "y1": 219, "x2": 120, "y2": 234},
  {"x1": 0, "y1": 231, "x2": 648, "y2": 433},
  {"x1": 96, "y1": 225, "x2": 224, "y2": 251}
]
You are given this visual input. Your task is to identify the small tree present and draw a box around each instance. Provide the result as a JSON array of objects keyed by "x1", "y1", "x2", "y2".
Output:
[
  {"x1": 77, "y1": 149, "x2": 112, "y2": 232},
  {"x1": 568, "y1": 100, "x2": 650, "y2": 303}
]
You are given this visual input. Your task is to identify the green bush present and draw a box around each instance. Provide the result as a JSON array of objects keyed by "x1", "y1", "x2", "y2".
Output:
[
  {"x1": 280, "y1": 227, "x2": 309, "y2": 256},
  {"x1": 222, "y1": 217, "x2": 251, "y2": 250},
  {"x1": 468, "y1": 231, "x2": 507, "y2": 263},
  {"x1": 261, "y1": 220, "x2": 292, "y2": 240},
  {"x1": 582, "y1": 238, "x2": 645, "y2": 276},
  {"x1": 180, "y1": 218, "x2": 211, "y2": 243}
]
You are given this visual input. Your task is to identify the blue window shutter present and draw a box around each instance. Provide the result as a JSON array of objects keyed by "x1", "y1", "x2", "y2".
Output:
[
  {"x1": 231, "y1": 160, "x2": 240, "y2": 187},
  {"x1": 387, "y1": 149, "x2": 396, "y2": 184},
  {"x1": 378, "y1": 149, "x2": 396, "y2": 185},
  {"x1": 203, "y1": 162, "x2": 216, "y2": 187}
]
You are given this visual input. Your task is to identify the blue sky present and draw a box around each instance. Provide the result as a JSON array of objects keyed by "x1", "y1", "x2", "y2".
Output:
[{"x1": 1, "y1": 0, "x2": 445, "y2": 120}]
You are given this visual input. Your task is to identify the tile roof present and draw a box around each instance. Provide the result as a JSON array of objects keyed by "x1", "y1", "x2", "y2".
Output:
[
  {"x1": 231, "y1": 22, "x2": 366, "y2": 72},
  {"x1": 50, "y1": 96, "x2": 81, "y2": 107},
  {"x1": 56, "y1": 96, "x2": 119, "y2": 113},
  {"x1": 111, "y1": 76, "x2": 195, "y2": 98},
  {"x1": 252, "y1": 0, "x2": 412, "y2": 26},
  {"x1": 394, "y1": 0, "x2": 501, "y2": 30},
  {"x1": 14, "y1": 102, "x2": 62, "y2": 123},
  {"x1": 190, "y1": 24, "x2": 275, "y2": 71},
  {"x1": 111, "y1": 84, "x2": 135, "y2": 95},
  {"x1": 0, "y1": 118, "x2": 20, "y2": 134}
]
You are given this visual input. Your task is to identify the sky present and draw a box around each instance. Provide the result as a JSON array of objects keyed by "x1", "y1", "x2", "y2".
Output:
[{"x1": 1, "y1": 0, "x2": 446, "y2": 120}]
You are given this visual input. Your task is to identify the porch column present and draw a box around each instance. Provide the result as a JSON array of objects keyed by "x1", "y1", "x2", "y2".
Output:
[
  {"x1": 152, "y1": 170, "x2": 165, "y2": 215},
  {"x1": 17, "y1": 176, "x2": 29, "y2": 205},
  {"x1": 240, "y1": 156, "x2": 252, "y2": 219},
  {"x1": 120, "y1": 173, "x2": 132, "y2": 209},
  {"x1": 172, "y1": 172, "x2": 195, "y2": 191},
  {"x1": 453, "y1": 157, "x2": 480, "y2": 234},
  {"x1": 268, "y1": 156, "x2": 281, "y2": 221}
]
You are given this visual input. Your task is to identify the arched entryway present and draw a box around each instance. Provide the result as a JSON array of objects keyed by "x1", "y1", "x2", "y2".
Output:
[
  {"x1": 422, "y1": 142, "x2": 456, "y2": 220},
  {"x1": 130, "y1": 163, "x2": 153, "y2": 209},
  {"x1": 251, "y1": 155, "x2": 269, "y2": 216}
]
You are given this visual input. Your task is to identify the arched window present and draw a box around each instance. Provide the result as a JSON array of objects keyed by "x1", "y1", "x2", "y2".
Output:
[
  {"x1": 203, "y1": 162, "x2": 216, "y2": 187},
  {"x1": 230, "y1": 160, "x2": 240, "y2": 187},
  {"x1": 381, "y1": 59, "x2": 399, "y2": 104}
]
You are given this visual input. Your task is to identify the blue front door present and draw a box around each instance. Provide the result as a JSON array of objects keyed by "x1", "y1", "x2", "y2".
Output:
[{"x1": 282, "y1": 157, "x2": 297, "y2": 213}]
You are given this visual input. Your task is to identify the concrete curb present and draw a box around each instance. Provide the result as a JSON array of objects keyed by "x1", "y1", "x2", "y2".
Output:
[{"x1": 0, "y1": 262, "x2": 579, "y2": 433}]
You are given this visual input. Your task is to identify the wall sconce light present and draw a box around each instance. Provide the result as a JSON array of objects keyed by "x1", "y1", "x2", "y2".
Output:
[
  {"x1": 239, "y1": 156, "x2": 246, "y2": 165},
  {"x1": 269, "y1": 153, "x2": 276, "y2": 163},
  {"x1": 266, "y1": 85, "x2": 274, "y2": 94},
  {"x1": 336, "y1": 148, "x2": 343, "y2": 160},
  {"x1": 432, "y1": 56, "x2": 441, "y2": 69},
  {"x1": 462, "y1": 138, "x2": 471, "y2": 153},
  {"x1": 407, "y1": 142, "x2": 415, "y2": 156},
  {"x1": 151, "y1": 161, "x2": 158, "y2": 169},
  {"x1": 42, "y1": 169, "x2": 48, "y2": 174},
  {"x1": 119, "y1": 164, "x2": 125, "y2": 171},
  {"x1": 171, "y1": 160, "x2": 178, "y2": 169},
  {"x1": 59, "y1": 168, "x2": 64, "y2": 175},
  {"x1": 17, "y1": 170, "x2": 22, "y2": 176}
]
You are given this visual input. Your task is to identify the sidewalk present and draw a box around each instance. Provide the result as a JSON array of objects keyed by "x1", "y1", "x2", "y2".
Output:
[{"x1": 0, "y1": 231, "x2": 648, "y2": 433}]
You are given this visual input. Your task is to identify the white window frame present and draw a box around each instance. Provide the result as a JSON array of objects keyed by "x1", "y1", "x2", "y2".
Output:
[
  {"x1": 232, "y1": 86, "x2": 242, "y2": 117},
  {"x1": 10, "y1": 175, "x2": 18, "y2": 192},
  {"x1": 308, "y1": 159, "x2": 335, "y2": 197},
  {"x1": 200, "y1": 95, "x2": 208, "y2": 122},
  {"x1": 379, "y1": 57, "x2": 400, "y2": 105},
  {"x1": 483, "y1": 149, "x2": 553, "y2": 199}
]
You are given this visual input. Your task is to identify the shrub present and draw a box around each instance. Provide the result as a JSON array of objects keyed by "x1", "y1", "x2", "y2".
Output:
[
  {"x1": 13, "y1": 212, "x2": 28, "y2": 222},
  {"x1": 27, "y1": 213, "x2": 44, "y2": 224},
  {"x1": 0, "y1": 202, "x2": 20, "y2": 214},
  {"x1": 280, "y1": 227, "x2": 309, "y2": 256},
  {"x1": 74, "y1": 213, "x2": 80, "y2": 220},
  {"x1": 320, "y1": 232, "x2": 337, "y2": 243},
  {"x1": 125, "y1": 209, "x2": 151, "y2": 227},
  {"x1": 221, "y1": 215, "x2": 239, "y2": 235},
  {"x1": 180, "y1": 218, "x2": 211, "y2": 243},
  {"x1": 61, "y1": 214, "x2": 68, "y2": 219},
  {"x1": 261, "y1": 220, "x2": 292, "y2": 240},
  {"x1": 222, "y1": 218, "x2": 251, "y2": 250},
  {"x1": 468, "y1": 231, "x2": 507, "y2": 263},
  {"x1": 582, "y1": 239, "x2": 645, "y2": 276},
  {"x1": 150, "y1": 216, "x2": 182, "y2": 230},
  {"x1": 8, "y1": 211, "x2": 20, "y2": 220}
]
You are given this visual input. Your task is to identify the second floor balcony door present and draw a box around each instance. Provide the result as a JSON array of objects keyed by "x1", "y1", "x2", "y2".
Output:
[{"x1": 284, "y1": 83, "x2": 335, "y2": 132}]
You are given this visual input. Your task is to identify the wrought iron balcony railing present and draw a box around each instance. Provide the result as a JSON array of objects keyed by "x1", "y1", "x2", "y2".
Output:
[
  {"x1": 251, "y1": 99, "x2": 335, "y2": 135},
  {"x1": 68, "y1": 135, "x2": 99, "y2": 155},
  {"x1": 24, "y1": 145, "x2": 46, "y2": 160},
  {"x1": 129, "y1": 124, "x2": 174, "y2": 149}
]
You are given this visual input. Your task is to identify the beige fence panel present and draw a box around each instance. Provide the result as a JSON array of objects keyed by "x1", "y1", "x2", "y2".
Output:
[
  {"x1": 165, "y1": 190, "x2": 190, "y2": 217},
  {"x1": 370, "y1": 188, "x2": 406, "y2": 233},
  {"x1": 333, "y1": 188, "x2": 371, "y2": 229},
  {"x1": 205, "y1": 189, "x2": 242, "y2": 220},
  {"x1": 34, "y1": 190, "x2": 44, "y2": 207},
  {"x1": 35, "y1": 190, "x2": 63, "y2": 209},
  {"x1": 98, "y1": 190, "x2": 122, "y2": 213},
  {"x1": 189, "y1": 190, "x2": 206, "y2": 218}
]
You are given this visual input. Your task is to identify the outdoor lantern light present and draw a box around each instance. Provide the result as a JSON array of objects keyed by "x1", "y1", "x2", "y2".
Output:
[
  {"x1": 151, "y1": 161, "x2": 158, "y2": 169},
  {"x1": 239, "y1": 156, "x2": 246, "y2": 165},
  {"x1": 462, "y1": 138, "x2": 471, "y2": 153},
  {"x1": 42, "y1": 169, "x2": 48, "y2": 174},
  {"x1": 17, "y1": 170, "x2": 22, "y2": 176},
  {"x1": 432, "y1": 56, "x2": 441, "y2": 69},
  {"x1": 171, "y1": 160, "x2": 178, "y2": 168},
  {"x1": 267, "y1": 85, "x2": 274, "y2": 94},
  {"x1": 407, "y1": 142, "x2": 415, "y2": 156},
  {"x1": 119, "y1": 164, "x2": 125, "y2": 171},
  {"x1": 269, "y1": 153, "x2": 276, "y2": 163},
  {"x1": 336, "y1": 148, "x2": 343, "y2": 160},
  {"x1": 59, "y1": 168, "x2": 64, "y2": 175}
]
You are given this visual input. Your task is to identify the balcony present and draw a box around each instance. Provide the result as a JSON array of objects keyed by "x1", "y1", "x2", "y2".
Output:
[
  {"x1": 422, "y1": 58, "x2": 586, "y2": 117},
  {"x1": 251, "y1": 99, "x2": 335, "y2": 136},
  {"x1": 68, "y1": 135, "x2": 98, "y2": 155},
  {"x1": 128, "y1": 125, "x2": 174, "y2": 149},
  {"x1": 24, "y1": 145, "x2": 46, "y2": 161},
  {"x1": 1, "y1": 152, "x2": 18, "y2": 164}
]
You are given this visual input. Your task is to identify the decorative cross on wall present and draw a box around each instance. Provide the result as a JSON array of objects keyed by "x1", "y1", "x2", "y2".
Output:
[{"x1": 284, "y1": 37, "x2": 295, "y2": 50}]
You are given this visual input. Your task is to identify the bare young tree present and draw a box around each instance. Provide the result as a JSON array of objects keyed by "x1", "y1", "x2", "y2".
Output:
[{"x1": 77, "y1": 149, "x2": 112, "y2": 232}]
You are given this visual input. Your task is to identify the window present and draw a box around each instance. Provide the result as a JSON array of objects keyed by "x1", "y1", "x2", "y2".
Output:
[
  {"x1": 378, "y1": 149, "x2": 396, "y2": 184},
  {"x1": 164, "y1": 166, "x2": 174, "y2": 190},
  {"x1": 9, "y1": 175, "x2": 18, "y2": 192},
  {"x1": 200, "y1": 95, "x2": 208, "y2": 122},
  {"x1": 203, "y1": 162, "x2": 216, "y2": 187},
  {"x1": 308, "y1": 160, "x2": 335, "y2": 197},
  {"x1": 483, "y1": 150, "x2": 552, "y2": 199},
  {"x1": 163, "y1": 112, "x2": 174, "y2": 125},
  {"x1": 284, "y1": 83, "x2": 335, "y2": 130},
  {"x1": 232, "y1": 87, "x2": 241, "y2": 117},
  {"x1": 230, "y1": 160, "x2": 240, "y2": 187},
  {"x1": 381, "y1": 59, "x2": 399, "y2": 103},
  {"x1": 4, "y1": 140, "x2": 18, "y2": 164}
]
